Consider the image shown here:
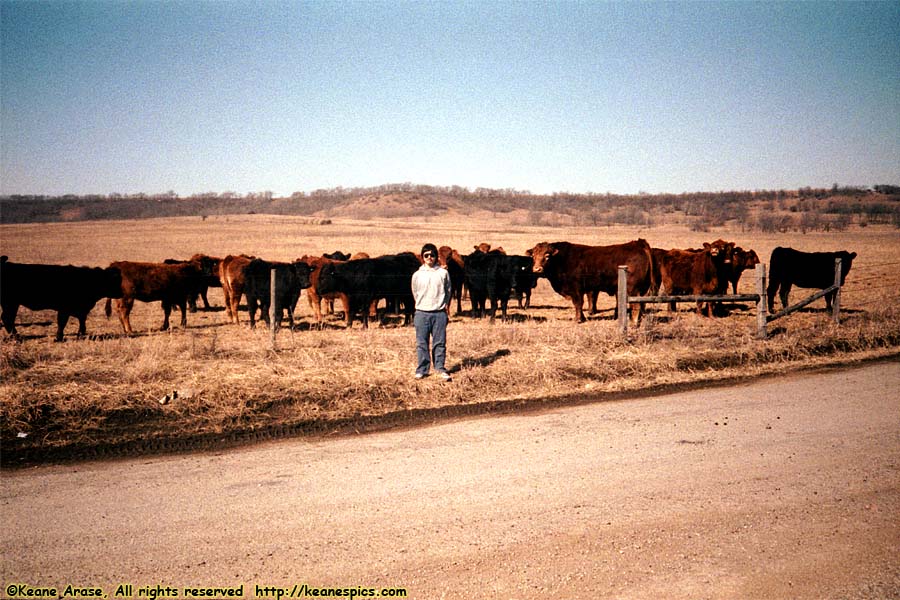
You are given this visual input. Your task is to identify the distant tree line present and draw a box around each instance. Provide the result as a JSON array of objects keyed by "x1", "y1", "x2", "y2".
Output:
[{"x1": 2, "y1": 183, "x2": 898, "y2": 231}]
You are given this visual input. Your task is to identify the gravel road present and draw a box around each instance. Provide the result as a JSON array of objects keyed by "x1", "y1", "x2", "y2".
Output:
[{"x1": 2, "y1": 359, "x2": 899, "y2": 599}]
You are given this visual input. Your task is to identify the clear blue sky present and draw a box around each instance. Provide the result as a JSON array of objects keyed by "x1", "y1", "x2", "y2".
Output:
[{"x1": 2, "y1": 0, "x2": 898, "y2": 197}]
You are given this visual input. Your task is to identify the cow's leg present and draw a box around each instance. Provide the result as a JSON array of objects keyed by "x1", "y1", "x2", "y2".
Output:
[
  {"x1": 589, "y1": 291, "x2": 600, "y2": 314},
  {"x1": 766, "y1": 281, "x2": 779, "y2": 313},
  {"x1": 188, "y1": 293, "x2": 198, "y2": 313},
  {"x1": 825, "y1": 289, "x2": 835, "y2": 311},
  {"x1": 76, "y1": 314, "x2": 88, "y2": 338},
  {"x1": 248, "y1": 298, "x2": 258, "y2": 329},
  {"x1": 308, "y1": 293, "x2": 323, "y2": 327},
  {"x1": 1, "y1": 304, "x2": 18, "y2": 336},
  {"x1": 779, "y1": 282, "x2": 792, "y2": 311},
  {"x1": 221, "y1": 283, "x2": 233, "y2": 322},
  {"x1": 116, "y1": 298, "x2": 135, "y2": 335},
  {"x1": 200, "y1": 286, "x2": 211, "y2": 310},
  {"x1": 231, "y1": 284, "x2": 243, "y2": 324},
  {"x1": 500, "y1": 296, "x2": 509, "y2": 322},
  {"x1": 160, "y1": 301, "x2": 172, "y2": 331},
  {"x1": 178, "y1": 300, "x2": 188, "y2": 328},
  {"x1": 55, "y1": 312, "x2": 70, "y2": 342},
  {"x1": 571, "y1": 293, "x2": 586, "y2": 323}
]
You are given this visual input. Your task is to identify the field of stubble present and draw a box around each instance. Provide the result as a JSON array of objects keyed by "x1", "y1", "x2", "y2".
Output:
[{"x1": 2, "y1": 213, "x2": 899, "y2": 465}]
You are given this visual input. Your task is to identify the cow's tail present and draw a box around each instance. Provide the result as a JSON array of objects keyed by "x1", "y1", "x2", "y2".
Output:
[
  {"x1": 644, "y1": 242, "x2": 657, "y2": 295},
  {"x1": 104, "y1": 298, "x2": 112, "y2": 319}
]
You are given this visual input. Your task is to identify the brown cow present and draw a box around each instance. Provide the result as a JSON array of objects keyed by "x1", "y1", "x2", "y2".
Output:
[
  {"x1": 104, "y1": 261, "x2": 203, "y2": 334},
  {"x1": 219, "y1": 254, "x2": 255, "y2": 324},
  {"x1": 474, "y1": 243, "x2": 505, "y2": 254},
  {"x1": 728, "y1": 247, "x2": 760, "y2": 294},
  {"x1": 438, "y1": 246, "x2": 466, "y2": 314},
  {"x1": 656, "y1": 242, "x2": 734, "y2": 317},
  {"x1": 527, "y1": 239, "x2": 655, "y2": 323}
]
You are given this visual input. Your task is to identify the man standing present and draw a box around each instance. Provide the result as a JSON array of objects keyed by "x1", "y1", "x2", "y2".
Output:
[{"x1": 411, "y1": 243, "x2": 452, "y2": 381}]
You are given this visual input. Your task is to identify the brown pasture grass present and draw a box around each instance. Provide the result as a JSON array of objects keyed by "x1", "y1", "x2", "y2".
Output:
[{"x1": 2, "y1": 213, "x2": 899, "y2": 462}]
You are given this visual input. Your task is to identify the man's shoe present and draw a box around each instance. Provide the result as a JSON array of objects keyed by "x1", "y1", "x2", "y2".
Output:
[
  {"x1": 439, "y1": 371, "x2": 452, "y2": 381},
  {"x1": 415, "y1": 373, "x2": 426, "y2": 380}
]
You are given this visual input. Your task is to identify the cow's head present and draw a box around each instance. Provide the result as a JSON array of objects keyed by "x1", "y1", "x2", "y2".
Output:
[
  {"x1": 292, "y1": 260, "x2": 314, "y2": 289},
  {"x1": 705, "y1": 239, "x2": 735, "y2": 265},
  {"x1": 738, "y1": 248, "x2": 760, "y2": 269},
  {"x1": 315, "y1": 262, "x2": 341, "y2": 295},
  {"x1": 526, "y1": 242, "x2": 557, "y2": 274},
  {"x1": 101, "y1": 266, "x2": 124, "y2": 298},
  {"x1": 839, "y1": 251, "x2": 857, "y2": 283}
]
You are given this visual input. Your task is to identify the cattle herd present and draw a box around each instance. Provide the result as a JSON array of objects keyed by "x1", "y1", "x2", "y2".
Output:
[{"x1": 0, "y1": 239, "x2": 856, "y2": 342}]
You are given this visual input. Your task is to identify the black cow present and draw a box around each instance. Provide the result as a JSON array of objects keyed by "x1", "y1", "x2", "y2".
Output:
[
  {"x1": 464, "y1": 253, "x2": 533, "y2": 321},
  {"x1": 767, "y1": 247, "x2": 857, "y2": 311},
  {"x1": 244, "y1": 259, "x2": 314, "y2": 330},
  {"x1": 1, "y1": 256, "x2": 122, "y2": 341},
  {"x1": 315, "y1": 252, "x2": 420, "y2": 329}
]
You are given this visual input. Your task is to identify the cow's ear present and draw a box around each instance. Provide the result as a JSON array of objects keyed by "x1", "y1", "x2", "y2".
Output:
[
  {"x1": 850, "y1": 252, "x2": 858, "y2": 258},
  {"x1": 525, "y1": 249, "x2": 532, "y2": 256},
  {"x1": 703, "y1": 242, "x2": 711, "y2": 249},
  {"x1": 550, "y1": 247, "x2": 559, "y2": 256}
]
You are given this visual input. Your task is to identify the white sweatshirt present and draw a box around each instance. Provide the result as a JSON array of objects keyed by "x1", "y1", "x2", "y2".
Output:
[{"x1": 411, "y1": 264, "x2": 452, "y2": 311}]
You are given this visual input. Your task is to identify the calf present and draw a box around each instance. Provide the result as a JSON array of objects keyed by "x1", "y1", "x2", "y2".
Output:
[
  {"x1": 105, "y1": 261, "x2": 204, "y2": 334},
  {"x1": 164, "y1": 254, "x2": 222, "y2": 311},
  {"x1": 767, "y1": 247, "x2": 856, "y2": 312},
  {"x1": 728, "y1": 247, "x2": 760, "y2": 294},
  {"x1": 243, "y1": 259, "x2": 313, "y2": 330},
  {"x1": 1, "y1": 256, "x2": 122, "y2": 341},
  {"x1": 316, "y1": 252, "x2": 420, "y2": 329}
]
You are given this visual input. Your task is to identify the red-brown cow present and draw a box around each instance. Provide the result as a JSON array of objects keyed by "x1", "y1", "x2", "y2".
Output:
[
  {"x1": 438, "y1": 246, "x2": 466, "y2": 314},
  {"x1": 656, "y1": 242, "x2": 734, "y2": 317},
  {"x1": 526, "y1": 239, "x2": 655, "y2": 323},
  {"x1": 219, "y1": 254, "x2": 255, "y2": 324},
  {"x1": 104, "y1": 261, "x2": 203, "y2": 334}
]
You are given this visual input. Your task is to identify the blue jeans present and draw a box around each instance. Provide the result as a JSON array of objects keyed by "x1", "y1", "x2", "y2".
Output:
[{"x1": 414, "y1": 310, "x2": 448, "y2": 376}]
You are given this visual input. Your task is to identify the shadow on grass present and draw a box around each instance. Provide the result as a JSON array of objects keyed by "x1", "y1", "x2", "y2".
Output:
[{"x1": 450, "y1": 348, "x2": 511, "y2": 373}]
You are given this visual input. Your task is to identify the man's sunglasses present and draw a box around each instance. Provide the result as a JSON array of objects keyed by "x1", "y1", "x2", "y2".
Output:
[{"x1": 423, "y1": 252, "x2": 435, "y2": 258}]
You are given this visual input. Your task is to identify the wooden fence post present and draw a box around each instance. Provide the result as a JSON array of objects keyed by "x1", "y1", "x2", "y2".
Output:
[
  {"x1": 270, "y1": 268, "x2": 277, "y2": 351},
  {"x1": 756, "y1": 263, "x2": 767, "y2": 339},
  {"x1": 617, "y1": 266, "x2": 628, "y2": 335},
  {"x1": 832, "y1": 257, "x2": 842, "y2": 324}
]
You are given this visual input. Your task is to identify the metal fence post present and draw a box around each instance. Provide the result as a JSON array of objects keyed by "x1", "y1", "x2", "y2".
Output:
[
  {"x1": 756, "y1": 263, "x2": 767, "y2": 339},
  {"x1": 270, "y1": 267, "x2": 277, "y2": 350},
  {"x1": 617, "y1": 266, "x2": 628, "y2": 335},
  {"x1": 832, "y1": 257, "x2": 842, "y2": 324}
]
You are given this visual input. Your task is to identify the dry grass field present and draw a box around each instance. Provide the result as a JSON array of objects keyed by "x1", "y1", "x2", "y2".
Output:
[{"x1": 2, "y1": 210, "x2": 899, "y2": 465}]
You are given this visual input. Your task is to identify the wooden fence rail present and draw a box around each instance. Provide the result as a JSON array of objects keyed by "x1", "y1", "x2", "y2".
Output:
[{"x1": 617, "y1": 257, "x2": 845, "y2": 340}]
